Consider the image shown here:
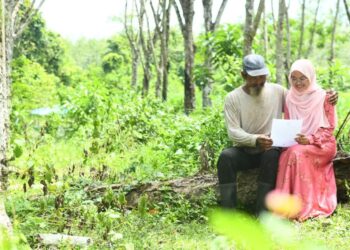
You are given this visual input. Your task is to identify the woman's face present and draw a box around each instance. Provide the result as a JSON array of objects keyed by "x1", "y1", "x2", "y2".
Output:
[{"x1": 290, "y1": 70, "x2": 310, "y2": 92}]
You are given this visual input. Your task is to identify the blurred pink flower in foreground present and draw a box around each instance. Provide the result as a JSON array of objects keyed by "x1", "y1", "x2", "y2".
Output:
[{"x1": 265, "y1": 190, "x2": 302, "y2": 219}]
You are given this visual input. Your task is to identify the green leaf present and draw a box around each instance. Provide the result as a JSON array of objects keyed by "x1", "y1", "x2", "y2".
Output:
[
  {"x1": 209, "y1": 209, "x2": 273, "y2": 250},
  {"x1": 13, "y1": 144, "x2": 23, "y2": 158}
]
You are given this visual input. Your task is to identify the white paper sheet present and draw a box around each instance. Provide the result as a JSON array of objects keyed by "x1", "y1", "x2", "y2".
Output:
[{"x1": 271, "y1": 119, "x2": 303, "y2": 147}]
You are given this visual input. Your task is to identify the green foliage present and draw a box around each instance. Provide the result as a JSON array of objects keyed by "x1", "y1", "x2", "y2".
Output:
[
  {"x1": 102, "y1": 53, "x2": 124, "y2": 73},
  {"x1": 317, "y1": 60, "x2": 350, "y2": 91},
  {"x1": 210, "y1": 210, "x2": 328, "y2": 250},
  {"x1": 204, "y1": 24, "x2": 244, "y2": 90},
  {"x1": 66, "y1": 38, "x2": 107, "y2": 69},
  {"x1": 0, "y1": 228, "x2": 30, "y2": 250},
  {"x1": 10, "y1": 56, "x2": 62, "y2": 141},
  {"x1": 11, "y1": 56, "x2": 60, "y2": 111},
  {"x1": 104, "y1": 36, "x2": 130, "y2": 62},
  {"x1": 14, "y1": 12, "x2": 65, "y2": 75},
  {"x1": 210, "y1": 210, "x2": 273, "y2": 250}
]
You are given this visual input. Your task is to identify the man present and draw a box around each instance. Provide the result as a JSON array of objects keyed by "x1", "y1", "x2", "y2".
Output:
[{"x1": 217, "y1": 54, "x2": 337, "y2": 214}]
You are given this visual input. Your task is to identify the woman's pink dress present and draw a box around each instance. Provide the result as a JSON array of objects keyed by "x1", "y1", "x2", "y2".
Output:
[{"x1": 275, "y1": 95, "x2": 337, "y2": 221}]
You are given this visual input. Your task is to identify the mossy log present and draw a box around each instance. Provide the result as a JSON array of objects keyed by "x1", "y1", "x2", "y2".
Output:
[{"x1": 86, "y1": 153, "x2": 350, "y2": 208}]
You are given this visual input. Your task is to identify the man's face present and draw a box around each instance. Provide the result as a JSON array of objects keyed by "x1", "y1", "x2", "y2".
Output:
[{"x1": 242, "y1": 72, "x2": 267, "y2": 96}]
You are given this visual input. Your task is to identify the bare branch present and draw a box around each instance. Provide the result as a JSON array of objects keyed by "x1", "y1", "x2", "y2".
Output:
[
  {"x1": 252, "y1": 0, "x2": 265, "y2": 38},
  {"x1": 271, "y1": 0, "x2": 277, "y2": 30},
  {"x1": 124, "y1": 0, "x2": 142, "y2": 69},
  {"x1": 150, "y1": 0, "x2": 161, "y2": 34},
  {"x1": 173, "y1": 0, "x2": 185, "y2": 36},
  {"x1": 213, "y1": 0, "x2": 228, "y2": 30},
  {"x1": 144, "y1": 0, "x2": 158, "y2": 59},
  {"x1": 344, "y1": 0, "x2": 350, "y2": 25},
  {"x1": 124, "y1": 0, "x2": 133, "y2": 42},
  {"x1": 297, "y1": 0, "x2": 305, "y2": 58},
  {"x1": 13, "y1": 0, "x2": 46, "y2": 40},
  {"x1": 135, "y1": 0, "x2": 148, "y2": 57},
  {"x1": 14, "y1": 0, "x2": 36, "y2": 26},
  {"x1": 11, "y1": 1, "x2": 21, "y2": 38},
  {"x1": 134, "y1": 0, "x2": 147, "y2": 71},
  {"x1": 306, "y1": 0, "x2": 320, "y2": 57},
  {"x1": 329, "y1": 0, "x2": 341, "y2": 62}
]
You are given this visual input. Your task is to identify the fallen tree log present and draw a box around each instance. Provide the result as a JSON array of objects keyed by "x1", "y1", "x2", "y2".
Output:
[
  {"x1": 86, "y1": 174, "x2": 218, "y2": 208},
  {"x1": 334, "y1": 152, "x2": 350, "y2": 202},
  {"x1": 37, "y1": 234, "x2": 93, "y2": 247},
  {"x1": 85, "y1": 153, "x2": 350, "y2": 208}
]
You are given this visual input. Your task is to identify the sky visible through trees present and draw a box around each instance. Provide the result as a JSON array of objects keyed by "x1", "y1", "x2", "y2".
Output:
[{"x1": 39, "y1": 0, "x2": 335, "y2": 40}]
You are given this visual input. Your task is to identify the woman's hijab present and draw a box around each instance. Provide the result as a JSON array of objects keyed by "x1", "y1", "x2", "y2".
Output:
[{"x1": 286, "y1": 59, "x2": 330, "y2": 135}]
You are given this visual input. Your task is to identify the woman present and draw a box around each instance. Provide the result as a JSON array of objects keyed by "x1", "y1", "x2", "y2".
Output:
[{"x1": 275, "y1": 59, "x2": 337, "y2": 221}]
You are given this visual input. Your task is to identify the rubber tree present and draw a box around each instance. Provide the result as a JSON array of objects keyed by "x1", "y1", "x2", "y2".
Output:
[{"x1": 0, "y1": 0, "x2": 45, "y2": 231}]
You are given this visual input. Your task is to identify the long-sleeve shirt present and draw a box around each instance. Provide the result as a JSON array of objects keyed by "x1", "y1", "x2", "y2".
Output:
[{"x1": 224, "y1": 83, "x2": 287, "y2": 148}]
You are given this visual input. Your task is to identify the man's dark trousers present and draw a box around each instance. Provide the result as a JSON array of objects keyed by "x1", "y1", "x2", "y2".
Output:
[{"x1": 217, "y1": 147, "x2": 281, "y2": 213}]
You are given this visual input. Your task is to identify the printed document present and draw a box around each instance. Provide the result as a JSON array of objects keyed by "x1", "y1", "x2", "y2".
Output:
[{"x1": 271, "y1": 119, "x2": 303, "y2": 147}]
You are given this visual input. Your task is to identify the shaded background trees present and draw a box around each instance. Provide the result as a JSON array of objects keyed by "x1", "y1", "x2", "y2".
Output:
[{"x1": 119, "y1": 0, "x2": 350, "y2": 112}]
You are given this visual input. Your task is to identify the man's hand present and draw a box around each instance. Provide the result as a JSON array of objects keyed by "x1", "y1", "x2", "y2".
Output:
[
  {"x1": 326, "y1": 89, "x2": 338, "y2": 105},
  {"x1": 295, "y1": 134, "x2": 309, "y2": 145},
  {"x1": 256, "y1": 135, "x2": 273, "y2": 150}
]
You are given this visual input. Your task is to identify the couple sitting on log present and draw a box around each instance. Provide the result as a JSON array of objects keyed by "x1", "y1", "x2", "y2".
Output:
[{"x1": 218, "y1": 54, "x2": 338, "y2": 221}]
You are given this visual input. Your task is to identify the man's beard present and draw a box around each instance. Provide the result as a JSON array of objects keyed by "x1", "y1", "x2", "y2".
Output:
[{"x1": 249, "y1": 86, "x2": 263, "y2": 96}]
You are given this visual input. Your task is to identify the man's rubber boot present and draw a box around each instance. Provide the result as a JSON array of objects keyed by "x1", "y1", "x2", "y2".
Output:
[
  {"x1": 256, "y1": 182, "x2": 274, "y2": 215},
  {"x1": 219, "y1": 183, "x2": 237, "y2": 209}
]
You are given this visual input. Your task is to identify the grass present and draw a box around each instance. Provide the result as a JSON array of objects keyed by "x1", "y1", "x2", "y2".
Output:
[{"x1": 5, "y1": 177, "x2": 350, "y2": 250}]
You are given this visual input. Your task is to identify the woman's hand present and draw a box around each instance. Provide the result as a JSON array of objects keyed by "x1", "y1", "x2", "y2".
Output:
[
  {"x1": 295, "y1": 134, "x2": 309, "y2": 145},
  {"x1": 326, "y1": 89, "x2": 338, "y2": 105}
]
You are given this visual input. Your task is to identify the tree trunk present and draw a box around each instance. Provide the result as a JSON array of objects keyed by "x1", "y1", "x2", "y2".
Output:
[
  {"x1": 244, "y1": 0, "x2": 254, "y2": 56},
  {"x1": 149, "y1": 12, "x2": 162, "y2": 99},
  {"x1": 136, "y1": 0, "x2": 159, "y2": 97},
  {"x1": 297, "y1": 0, "x2": 306, "y2": 58},
  {"x1": 137, "y1": 0, "x2": 151, "y2": 97},
  {"x1": 124, "y1": 0, "x2": 140, "y2": 88},
  {"x1": 151, "y1": 0, "x2": 171, "y2": 101},
  {"x1": 155, "y1": 57, "x2": 163, "y2": 98},
  {"x1": 174, "y1": 0, "x2": 196, "y2": 114},
  {"x1": 0, "y1": 0, "x2": 13, "y2": 233},
  {"x1": 202, "y1": 0, "x2": 213, "y2": 108},
  {"x1": 263, "y1": 7, "x2": 268, "y2": 58},
  {"x1": 202, "y1": 51, "x2": 213, "y2": 108},
  {"x1": 142, "y1": 68, "x2": 151, "y2": 96},
  {"x1": 306, "y1": 0, "x2": 320, "y2": 58},
  {"x1": 329, "y1": 0, "x2": 341, "y2": 62},
  {"x1": 284, "y1": 3, "x2": 291, "y2": 83},
  {"x1": 150, "y1": 1, "x2": 163, "y2": 99},
  {"x1": 1, "y1": 0, "x2": 46, "y2": 233},
  {"x1": 183, "y1": 20, "x2": 195, "y2": 114},
  {"x1": 131, "y1": 51, "x2": 139, "y2": 88},
  {"x1": 270, "y1": 0, "x2": 277, "y2": 30},
  {"x1": 344, "y1": 0, "x2": 350, "y2": 25},
  {"x1": 201, "y1": 0, "x2": 228, "y2": 108},
  {"x1": 275, "y1": 0, "x2": 285, "y2": 85},
  {"x1": 161, "y1": 0, "x2": 171, "y2": 101},
  {"x1": 243, "y1": 0, "x2": 265, "y2": 56}
]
